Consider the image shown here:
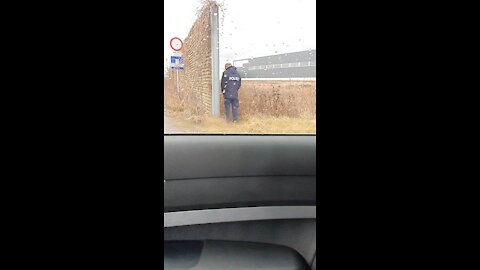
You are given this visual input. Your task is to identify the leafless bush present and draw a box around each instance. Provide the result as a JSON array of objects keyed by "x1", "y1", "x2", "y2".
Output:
[{"x1": 164, "y1": 75, "x2": 208, "y2": 123}]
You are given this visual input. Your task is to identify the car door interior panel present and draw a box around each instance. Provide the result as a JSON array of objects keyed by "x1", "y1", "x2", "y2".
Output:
[
  {"x1": 164, "y1": 135, "x2": 316, "y2": 269},
  {"x1": 164, "y1": 135, "x2": 316, "y2": 180}
]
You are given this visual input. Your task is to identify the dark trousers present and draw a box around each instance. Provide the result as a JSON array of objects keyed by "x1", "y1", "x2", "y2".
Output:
[{"x1": 224, "y1": 97, "x2": 239, "y2": 121}]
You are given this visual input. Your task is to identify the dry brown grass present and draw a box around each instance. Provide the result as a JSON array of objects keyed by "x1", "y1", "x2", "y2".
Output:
[
  {"x1": 221, "y1": 80, "x2": 316, "y2": 119},
  {"x1": 164, "y1": 75, "x2": 207, "y2": 123},
  {"x1": 164, "y1": 78, "x2": 316, "y2": 133},
  {"x1": 166, "y1": 79, "x2": 316, "y2": 118}
]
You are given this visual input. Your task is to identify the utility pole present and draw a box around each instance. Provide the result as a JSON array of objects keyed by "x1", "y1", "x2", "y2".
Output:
[{"x1": 210, "y1": 4, "x2": 220, "y2": 117}]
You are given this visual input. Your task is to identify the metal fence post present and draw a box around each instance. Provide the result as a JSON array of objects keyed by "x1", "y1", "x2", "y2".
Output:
[{"x1": 211, "y1": 4, "x2": 220, "y2": 117}]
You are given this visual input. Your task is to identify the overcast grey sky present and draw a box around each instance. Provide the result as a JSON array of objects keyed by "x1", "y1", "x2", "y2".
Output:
[{"x1": 164, "y1": 0, "x2": 316, "y2": 72}]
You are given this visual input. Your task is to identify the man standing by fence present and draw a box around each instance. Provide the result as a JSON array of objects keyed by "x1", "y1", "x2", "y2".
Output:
[{"x1": 221, "y1": 63, "x2": 242, "y2": 122}]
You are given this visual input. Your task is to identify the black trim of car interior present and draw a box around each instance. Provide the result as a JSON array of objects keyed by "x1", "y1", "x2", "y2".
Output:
[
  {"x1": 164, "y1": 219, "x2": 317, "y2": 268},
  {"x1": 164, "y1": 240, "x2": 310, "y2": 270},
  {"x1": 164, "y1": 176, "x2": 315, "y2": 212}
]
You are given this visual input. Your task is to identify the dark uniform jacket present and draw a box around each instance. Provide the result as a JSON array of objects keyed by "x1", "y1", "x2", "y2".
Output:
[{"x1": 221, "y1": 66, "x2": 242, "y2": 99}]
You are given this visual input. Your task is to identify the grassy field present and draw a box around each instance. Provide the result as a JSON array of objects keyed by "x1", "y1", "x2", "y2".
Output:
[
  {"x1": 227, "y1": 80, "x2": 316, "y2": 119},
  {"x1": 164, "y1": 79, "x2": 316, "y2": 133}
]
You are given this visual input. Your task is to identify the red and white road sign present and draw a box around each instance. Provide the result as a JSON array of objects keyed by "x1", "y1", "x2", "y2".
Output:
[{"x1": 170, "y1": 37, "x2": 183, "y2": 51}]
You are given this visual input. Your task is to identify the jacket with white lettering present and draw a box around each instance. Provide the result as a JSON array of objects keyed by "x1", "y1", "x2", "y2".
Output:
[{"x1": 221, "y1": 66, "x2": 242, "y2": 99}]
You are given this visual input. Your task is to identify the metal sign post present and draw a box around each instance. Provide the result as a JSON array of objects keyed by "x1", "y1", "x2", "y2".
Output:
[
  {"x1": 170, "y1": 54, "x2": 184, "y2": 93},
  {"x1": 176, "y1": 59, "x2": 179, "y2": 93}
]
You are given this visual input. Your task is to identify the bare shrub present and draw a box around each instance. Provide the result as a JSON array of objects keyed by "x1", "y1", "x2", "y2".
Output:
[{"x1": 164, "y1": 73, "x2": 209, "y2": 123}]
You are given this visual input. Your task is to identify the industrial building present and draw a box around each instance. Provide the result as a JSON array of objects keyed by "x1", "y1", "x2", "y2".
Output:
[{"x1": 234, "y1": 50, "x2": 316, "y2": 79}]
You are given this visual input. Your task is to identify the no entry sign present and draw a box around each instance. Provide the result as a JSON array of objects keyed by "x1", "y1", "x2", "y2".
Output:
[{"x1": 170, "y1": 37, "x2": 183, "y2": 51}]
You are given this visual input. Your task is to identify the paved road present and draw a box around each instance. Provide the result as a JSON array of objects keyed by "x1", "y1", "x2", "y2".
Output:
[{"x1": 164, "y1": 116, "x2": 181, "y2": 133}]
